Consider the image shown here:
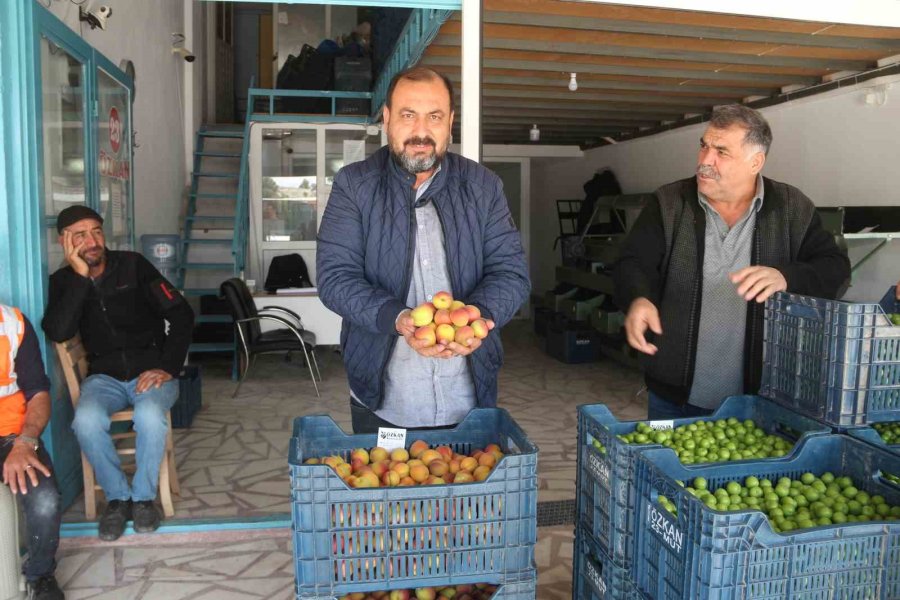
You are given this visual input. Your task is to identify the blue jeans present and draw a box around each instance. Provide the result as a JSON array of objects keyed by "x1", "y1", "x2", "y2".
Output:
[
  {"x1": 647, "y1": 391, "x2": 714, "y2": 420},
  {"x1": 1, "y1": 436, "x2": 61, "y2": 581},
  {"x1": 72, "y1": 374, "x2": 177, "y2": 502}
]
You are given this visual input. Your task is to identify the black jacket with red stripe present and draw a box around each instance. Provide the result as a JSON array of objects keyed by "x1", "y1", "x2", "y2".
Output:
[{"x1": 43, "y1": 250, "x2": 195, "y2": 379}]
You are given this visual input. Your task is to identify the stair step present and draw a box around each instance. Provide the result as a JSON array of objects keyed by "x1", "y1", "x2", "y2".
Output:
[
  {"x1": 189, "y1": 342, "x2": 235, "y2": 353},
  {"x1": 183, "y1": 238, "x2": 232, "y2": 245},
  {"x1": 197, "y1": 151, "x2": 241, "y2": 158},
  {"x1": 197, "y1": 314, "x2": 233, "y2": 324},
  {"x1": 190, "y1": 193, "x2": 238, "y2": 199},
  {"x1": 186, "y1": 216, "x2": 234, "y2": 222},
  {"x1": 182, "y1": 262, "x2": 235, "y2": 270},
  {"x1": 182, "y1": 288, "x2": 220, "y2": 297},
  {"x1": 194, "y1": 171, "x2": 239, "y2": 179},
  {"x1": 199, "y1": 131, "x2": 244, "y2": 139}
]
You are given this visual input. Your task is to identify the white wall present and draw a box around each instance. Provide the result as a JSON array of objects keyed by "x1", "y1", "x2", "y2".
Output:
[
  {"x1": 530, "y1": 74, "x2": 900, "y2": 301},
  {"x1": 44, "y1": 0, "x2": 203, "y2": 241},
  {"x1": 275, "y1": 4, "x2": 357, "y2": 71}
]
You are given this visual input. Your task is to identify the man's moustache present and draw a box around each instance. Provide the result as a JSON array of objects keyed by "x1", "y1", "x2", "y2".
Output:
[{"x1": 696, "y1": 166, "x2": 719, "y2": 180}]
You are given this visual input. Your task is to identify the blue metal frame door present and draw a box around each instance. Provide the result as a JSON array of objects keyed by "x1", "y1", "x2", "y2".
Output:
[{"x1": 0, "y1": 1, "x2": 134, "y2": 508}]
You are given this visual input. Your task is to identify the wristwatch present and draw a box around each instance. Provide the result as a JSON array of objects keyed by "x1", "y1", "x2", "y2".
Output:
[{"x1": 14, "y1": 435, "x2": 39, "y2": 452}]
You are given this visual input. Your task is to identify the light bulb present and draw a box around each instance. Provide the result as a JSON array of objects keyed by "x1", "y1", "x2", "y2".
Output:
[
  {"x1": 529, "y1": 124, "x2": 540, "y2": 142},
  {"x1": 568, "y1": 73, "x2": 578, "y2": 92}
]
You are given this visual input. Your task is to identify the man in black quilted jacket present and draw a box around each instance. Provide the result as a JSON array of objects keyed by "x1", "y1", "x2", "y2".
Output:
[
  {"x1": 614, "y1": 105, "x2": 849, "y2": 420},
  {"x1": 318, "y1": 67, "x2": 530, "y2": 433}
]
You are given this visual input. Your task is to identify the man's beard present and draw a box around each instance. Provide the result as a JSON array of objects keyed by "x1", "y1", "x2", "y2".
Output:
[
  {"x1": 391, "y1": 136, "x2": 444, "y2": 174},
  {"x1": 80, "y1": 247, "x2": 105, "y2": 267}
]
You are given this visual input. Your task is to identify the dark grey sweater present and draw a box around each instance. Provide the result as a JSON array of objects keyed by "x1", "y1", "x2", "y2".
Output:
[{"x1": 614, "y1": 176, "x2": 850, "y2": 405}]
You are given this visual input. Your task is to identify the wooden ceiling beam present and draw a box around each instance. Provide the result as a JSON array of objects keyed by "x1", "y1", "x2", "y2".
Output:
[
  {"x1": 434, "y1": 28, "x2": 875, "y2": 71},
  {"x1": 423, "y1": 46, "x2": 826, "y2": 78},
  {"x1": 481, "y1": 0, "x2": 900, "y2": 40},
  {"x1": 435, "y1": 71, "x2": 772, "y2": 97},
  {"x1": 421, "y1": 56, "x2": 816, "y2": 90},
  {"x1": 472, "y1": 7, "x2": 900, "y2": 51}
]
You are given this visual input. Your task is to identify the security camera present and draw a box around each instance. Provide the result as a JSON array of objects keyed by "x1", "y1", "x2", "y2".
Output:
[
  {"x1": 172, "y1": 47, "x2": 196, "y2": 63},
  {"x1": 79, "y1": 5, "x2": 112, "y2": 30}
]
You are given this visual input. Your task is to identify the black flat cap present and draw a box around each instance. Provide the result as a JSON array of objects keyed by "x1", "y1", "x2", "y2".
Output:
[{"x1": 57, "y1": 205, "x2": 104, "y2": 233}]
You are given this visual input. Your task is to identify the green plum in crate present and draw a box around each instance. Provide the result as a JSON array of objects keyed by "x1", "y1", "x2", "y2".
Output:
[
  {"x1": 289, "y1": 409, "x2": 538, "y2": 599},
  {"x1": 761, "y1": 291, "x2": 900, "y2": 427},
  {"x1": 633, "y1": 435, "x2": 900, "y2": 599},
  {"x1": 576, "y1": 396, "x2": 829, "y2": 569}
]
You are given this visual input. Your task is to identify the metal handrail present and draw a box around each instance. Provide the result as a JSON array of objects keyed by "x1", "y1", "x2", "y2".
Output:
[{"x1": 371, "y1": 8, "x2": 454, "y2": 117}]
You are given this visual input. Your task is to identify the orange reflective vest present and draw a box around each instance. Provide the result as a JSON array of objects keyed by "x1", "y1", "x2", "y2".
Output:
[{"x1": 0, "y1": 304, "x2": 27, "y2": 436}]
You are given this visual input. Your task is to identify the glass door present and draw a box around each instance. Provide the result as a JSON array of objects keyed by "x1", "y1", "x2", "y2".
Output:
[
  {"x1": 40, "y1": 35, "x2": 88, "y2": 272},
  {"x1": 250, "y1": 123, "x2": 381, "y2": 284},
  {"x1": 96, "y1": 68, "x2": 134, "y2": 250}
]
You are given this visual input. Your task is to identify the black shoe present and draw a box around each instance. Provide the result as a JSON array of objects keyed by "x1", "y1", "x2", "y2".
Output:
[
  {"x1": 26, "y1": 575, "x2": 65, "y2": 600},
  {"x1": 133, "y1": 500, "x2": 161, "y2": 533},
  {"x1": 98, "y1": 499, "x2": 132, "y2": 541}
]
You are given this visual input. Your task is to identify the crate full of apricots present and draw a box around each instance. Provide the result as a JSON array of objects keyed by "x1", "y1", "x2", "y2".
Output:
[{"x1": 289, "y1": 408, "x2": 538, "y2": 598}]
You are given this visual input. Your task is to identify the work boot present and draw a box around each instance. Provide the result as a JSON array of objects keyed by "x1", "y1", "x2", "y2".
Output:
[
  {"x1": 133, "y1": 500, "x2": 161, "y2": 533},
  {"x1": 26, "y1": 575, "x2": 65, "y2": 599},
  {"x1": 98, "y1": 499, "x2": 132, "y2": 541}
]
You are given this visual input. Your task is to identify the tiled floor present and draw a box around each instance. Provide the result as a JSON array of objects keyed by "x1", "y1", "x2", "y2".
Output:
[{"x1": 54, "y1": 320, "x2": 646, "y2": 598}]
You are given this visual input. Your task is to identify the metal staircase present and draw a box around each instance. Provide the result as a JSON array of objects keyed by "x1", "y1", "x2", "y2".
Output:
[{"x1": 178, "y1": 125, "x2": 244, "y2": 354}]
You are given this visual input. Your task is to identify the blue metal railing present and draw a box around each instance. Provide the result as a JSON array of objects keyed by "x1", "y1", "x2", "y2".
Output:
[{"x1": 371, "y1": 8, "x2": 454, "y2": 116}]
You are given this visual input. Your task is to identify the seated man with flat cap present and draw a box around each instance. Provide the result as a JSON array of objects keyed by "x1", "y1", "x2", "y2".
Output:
[{"x1": 42, "y1": 206, "x2": 194, "y2": 540}]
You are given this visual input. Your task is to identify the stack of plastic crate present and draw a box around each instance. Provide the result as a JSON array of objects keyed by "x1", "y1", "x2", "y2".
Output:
[
  {"x1": 574, "y1": 395, "x2": 829, "y2": 599},
  {"x1": 288, "y1": 409, "x2": 538, "y2": 600},
  {"x1": 631, "y1": 435, "x2": 900, "y2": 598}
]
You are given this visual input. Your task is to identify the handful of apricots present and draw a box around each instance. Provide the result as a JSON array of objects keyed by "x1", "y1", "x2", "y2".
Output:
[{"x1": 409, "y1": 291, "x2": 489, "y2": 348}]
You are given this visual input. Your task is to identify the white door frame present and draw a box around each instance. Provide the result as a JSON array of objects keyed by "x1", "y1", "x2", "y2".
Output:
[{"x1": 483, "y1": 156, "x2": 531, "y2": 317}]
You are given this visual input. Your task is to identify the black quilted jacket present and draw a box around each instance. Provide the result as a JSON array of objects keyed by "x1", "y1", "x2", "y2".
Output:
[{"x1": 317, "y1": 146, "x2": 531, "y2": 411}]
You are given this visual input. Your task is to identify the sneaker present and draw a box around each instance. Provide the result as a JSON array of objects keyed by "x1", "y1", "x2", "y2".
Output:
[
  {"x1": 26, "y1": 575, "x2": 65, "y2": 600},
  {"x1": 132, "y1": 500, "x2": 161, "y2": 533},
  {"x1": 98, "y1": 499, "x2": 132, "y2": 541}
]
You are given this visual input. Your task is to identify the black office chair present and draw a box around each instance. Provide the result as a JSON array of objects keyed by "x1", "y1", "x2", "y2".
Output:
[{"x1": 219, "y1": 278, "x2": 321, "y2": 398}]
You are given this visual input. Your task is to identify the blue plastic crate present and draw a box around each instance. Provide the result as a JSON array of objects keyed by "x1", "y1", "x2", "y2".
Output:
[
  {"x1": 761, "y1": 291, "x2": 900, "y2": 427},
  {"x1": 573, "y1": 528, "x2": 644, "y2": 600},
  {"x1": 576, "y1": 395, "x2": 830, "y2": 569},
  {"x1": 296, "y1": 573, "x2": 537, "y2": 600},
  {"x1": 880, "y1": 287, "x2": 899, "y2": 316},
  {"x1": 847, "y1": 425, "x2": 900, "y2": 457},
  {"x1": 632, "y1": 435, "x2": 900, "y2": 599},
  {"x1": 289, "y1": 409, "x2": 538, "y2": 598}
]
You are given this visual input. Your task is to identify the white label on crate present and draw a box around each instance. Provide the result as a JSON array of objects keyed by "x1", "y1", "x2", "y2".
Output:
[
  {"x1": 576, "y1": 339, "x2": 590, "y2": 345},
  {"x1": 647, "y1": 502, "x2": 683, "y2": 554},
  {"x1": 585, "y1": 558, "x2": 608, "y2": 596},
  {"x1": 649, "y1": 420, "x2": 674, "y2": 431},
  {"x1": 587, "y1": 451, "x2": 611, "y2": 488},
  {"x1": 377, "y1": 427, "x2": 407, "y2": 451}
]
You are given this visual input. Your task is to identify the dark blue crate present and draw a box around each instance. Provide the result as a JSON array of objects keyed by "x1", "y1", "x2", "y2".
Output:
[
  {"x1": 576, "y1": 395, "x2": 830, "y2": 569},
  {"x1": 880, "y1": 287, "x2": 900, "y2": 316},
  {"x1": 847, "y1": 425, "x2": 900, "y2": 457},
  {"x1": 573, "y1": 528, "x2": 644, "y2": 600},
  {"x1": 289, "y1": 409, "x2": 538, "y2": 598},
  {"x1": 632, "y1": 435, "x2": 900, "y2": 599},
  {"x1": 761, "y1": 292, "x2": 900, "y2": 427},
  {"x1": 172, "y1": 365, "x2": 202, "y2": 429}
]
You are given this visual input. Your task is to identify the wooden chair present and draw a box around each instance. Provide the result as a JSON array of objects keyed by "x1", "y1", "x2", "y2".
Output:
[{"x1": 54, "y1": 336, "x2": 180, "y2": 520}]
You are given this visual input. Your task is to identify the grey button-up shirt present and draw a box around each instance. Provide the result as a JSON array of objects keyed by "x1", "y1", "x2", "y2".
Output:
[
  {"x1": 689, "y1": 175, "x2": 764, "y2": 409},
  {"x1": 375, "y1": 166, "x2": 477, "y2": 427}
]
